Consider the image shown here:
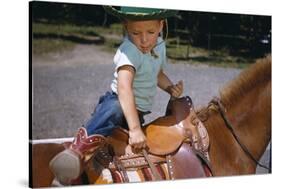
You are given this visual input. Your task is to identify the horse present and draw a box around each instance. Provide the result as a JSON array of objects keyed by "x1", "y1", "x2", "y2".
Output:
[
  {"x1": 30, "y1": 56, "x2": 271, "y2": 187},
  {"x1": 197, "y1": 55, "x2": 271, "y2": 175}
]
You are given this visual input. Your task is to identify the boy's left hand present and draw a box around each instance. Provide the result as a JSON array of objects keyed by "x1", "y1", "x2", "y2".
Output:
[{"x1": 168, "y1": 80, "x2": 184, "y2": 98}]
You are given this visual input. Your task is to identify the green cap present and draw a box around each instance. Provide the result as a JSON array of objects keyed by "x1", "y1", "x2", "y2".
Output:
[{"x1": 103, "y1": 6, "x2": 178, "y2": 21}]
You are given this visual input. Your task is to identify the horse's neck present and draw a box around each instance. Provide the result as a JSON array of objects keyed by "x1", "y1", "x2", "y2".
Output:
[
  {"x1": 222, "y1": 78, "x2": 271, "y2": 159},
  {"x1": 221, "y1": 58, "x2": 271, "y2": 158},
  {"x1": 204, "y1": 74, "x2": 271, "y2": 175}
]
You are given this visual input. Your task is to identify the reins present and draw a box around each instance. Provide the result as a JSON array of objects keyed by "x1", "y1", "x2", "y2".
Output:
[{"x1": 200, "y1": 97, "x2": 271, "y2": 172}]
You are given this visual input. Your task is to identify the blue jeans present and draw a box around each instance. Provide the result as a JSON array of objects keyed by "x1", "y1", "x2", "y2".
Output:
[{"x1": 84, "y1": 91, "x2": 148, "y2": 136}]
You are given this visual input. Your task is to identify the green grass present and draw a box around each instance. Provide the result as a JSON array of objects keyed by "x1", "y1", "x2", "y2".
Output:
[
  {"x1": 32, "y1": 38, "x2": 76, "y2": 55},
  {"x1": 166, "y1": 38, "x2": 253, "y2": 69},
  {"x1": 33, "y1": 23, "x2": 100, "y2": 36},
  {"x1": 32, "y1": 22, "x2": 124, "y2": 55},
  {"x1": 33, "y1": 23, "x2": 99, "y2": 55},
  {"x1": 103, "y1": 23, "x2": 124, "y2": 35}
]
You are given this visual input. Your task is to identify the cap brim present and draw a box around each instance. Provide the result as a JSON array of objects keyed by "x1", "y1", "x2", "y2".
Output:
[{"x1": 103, "y1": 6, "x2": 178, "y2": 20}]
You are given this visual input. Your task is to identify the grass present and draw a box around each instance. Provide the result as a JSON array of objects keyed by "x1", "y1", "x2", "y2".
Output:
[
  {"x1": 33, "y1": 23, "x2": 105, "y2": 36},
  {"x1": 166, "y1": 38, "x2": 254, "y2": 68},
  {"x1": 32, "y1": 23, "x2": 123, "y2": 55},
  {"x1": 32, "y1": 22, "x2": 255, "y2": 68},
  {"x1": 32, "y1": 23, "x2": 86, "y2": 55},
  {"x1": 32, "y1": 38, "x2": 76, "y2": 55}
]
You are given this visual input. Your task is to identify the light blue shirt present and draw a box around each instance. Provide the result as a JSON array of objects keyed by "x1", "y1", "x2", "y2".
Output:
[{"x1": 111, "y1": 36, "x2": 167, "y2": 112}]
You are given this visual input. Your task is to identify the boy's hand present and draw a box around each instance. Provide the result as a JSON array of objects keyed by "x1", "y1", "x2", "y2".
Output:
[
  {"x1": 167, "y1": 80, "x2": 184, "y2": 98},
  {"x1": 128, "y1": 127, "x2": 146, "y2": 150}
]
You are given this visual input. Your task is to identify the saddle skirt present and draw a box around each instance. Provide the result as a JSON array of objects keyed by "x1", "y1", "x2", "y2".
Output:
[{"x1": 89, "y1": 96, "x2": 212, "y2": 182}]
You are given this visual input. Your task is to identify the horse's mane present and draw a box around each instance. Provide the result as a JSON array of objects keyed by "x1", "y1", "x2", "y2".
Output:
[
  {"x1": 219, "y1": 55, "x2": 271, "y2": 108},
  {"x1": 196, "y1": 55, "x2": 271, "y2": 124}
]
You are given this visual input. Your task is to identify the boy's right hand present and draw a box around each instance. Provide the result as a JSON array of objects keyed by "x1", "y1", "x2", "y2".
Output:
[
  {"x1": 169, "y1": 80, "x2": 184, "y2": 98},
  {"x1": 128, "y1": 127, "x2": 146, "y2": 150}
]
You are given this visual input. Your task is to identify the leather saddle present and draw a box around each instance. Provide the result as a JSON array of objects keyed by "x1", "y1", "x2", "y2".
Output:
[
  {"x1": 92, "y1": 96, "x2": 212, "y2": 181},
  {"x1": 145, "y1": 96, "x2": 209, "y2": 156}
]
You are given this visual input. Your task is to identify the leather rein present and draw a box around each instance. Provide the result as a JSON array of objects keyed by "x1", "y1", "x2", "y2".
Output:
[{"x1": 200, "y1": 97, "x2": 271, "y2": 172}]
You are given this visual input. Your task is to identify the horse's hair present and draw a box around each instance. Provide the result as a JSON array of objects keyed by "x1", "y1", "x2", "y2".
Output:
[{"x1": 220, "y1": 55, "x2": 271, "y2": 108}]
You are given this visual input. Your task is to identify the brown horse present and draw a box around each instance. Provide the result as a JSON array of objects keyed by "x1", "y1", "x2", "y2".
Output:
[
  {"x1": 30, "y1": 56, "x2": 271, "y2": 187},
  {"x1": 197, "y1": 55, "x2": 271, "y2": 176}
]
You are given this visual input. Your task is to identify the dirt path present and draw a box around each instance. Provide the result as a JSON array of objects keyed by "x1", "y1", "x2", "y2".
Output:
[{"x1": 32, "y1": 44, "x2": 270, "y2": 173}]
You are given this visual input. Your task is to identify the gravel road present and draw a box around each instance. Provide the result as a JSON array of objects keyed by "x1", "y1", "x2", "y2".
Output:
[{"x1": 31, "y1": 44, "x2": 270, "y2": 174}]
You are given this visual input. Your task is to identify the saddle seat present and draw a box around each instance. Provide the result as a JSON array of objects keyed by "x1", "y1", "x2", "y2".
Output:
[{"x1": 90, "y1": 96, "x2": 212, "y2": 180}]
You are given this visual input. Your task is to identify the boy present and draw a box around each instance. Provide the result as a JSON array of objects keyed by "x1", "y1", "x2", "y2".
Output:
[{"x1": 49, "y1": 6, "x2": 183, "y2": 184}]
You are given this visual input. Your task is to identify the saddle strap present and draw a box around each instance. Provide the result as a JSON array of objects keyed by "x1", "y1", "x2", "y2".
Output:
[
  {"x1": 166, "y1": 155, "x2": 174, "y2": 180},
  {"x1": 142, "y1": 149, "x2": 162, "y2": 181},
  {"x1": 112, "y1": 156, "x2": 129, "y2": 182}
]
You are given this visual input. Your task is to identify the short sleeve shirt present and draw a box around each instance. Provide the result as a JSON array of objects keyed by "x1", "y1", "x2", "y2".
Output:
[{"x1": 111, "y1": 36, "x2": 167, "y2": 112}]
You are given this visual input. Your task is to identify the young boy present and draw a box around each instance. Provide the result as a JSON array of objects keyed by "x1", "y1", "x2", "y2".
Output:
[{"x1": 49, "y1": 6, "x2": 183, "y2": 184}]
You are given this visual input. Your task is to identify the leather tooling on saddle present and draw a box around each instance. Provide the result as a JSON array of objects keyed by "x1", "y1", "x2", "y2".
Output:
[{"x1": 91, "y1": 96, "x2": 212, "y2": 181}]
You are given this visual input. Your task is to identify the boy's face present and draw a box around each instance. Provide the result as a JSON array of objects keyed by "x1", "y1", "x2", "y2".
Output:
[{"x1": 125, "y1": 20, "x2": 164, "y2": 54}]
